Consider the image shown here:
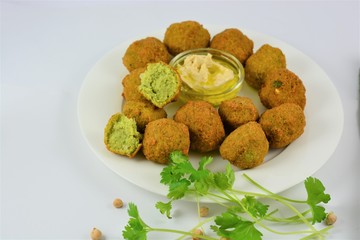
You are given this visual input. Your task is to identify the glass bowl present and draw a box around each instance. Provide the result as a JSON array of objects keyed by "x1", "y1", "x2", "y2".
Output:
[{"x1": 169, "y1": 48, "x2": 244, "y2": 106}]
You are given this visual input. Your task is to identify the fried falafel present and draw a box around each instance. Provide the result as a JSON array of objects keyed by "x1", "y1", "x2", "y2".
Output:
[
  {"x1": 164, "y1": 20, "x2": 210, "y2": 56},
  {"x1": 244, "y1": 44, "x2": 286, "y2": 90},
  {"x1": 122, "y1": 37, "x2": 171, "y2": 72},
  {"x1": 122, "y1": 100, "x2": 167, "y2": 132},
  {"x1": 220, "y1": 121, "x2": 269, "y2": 169},
  {"x1": 122, "y1": 67, "x2": 148, "y2": 102},
  {"x1": 104, "y1": 113, "x2": 142, "y2": 158},
  {"x1": 210, "y1": 28, "x2": 254, "y2": 65},
  {"x1": 259, "y1": 103, "x2": 306, "y2": 148},
  {"x1": 259, "y1": 68, "x2": 306, "y2": 109},
  {"x1": 138, "y1": 62, "x2": 181, "y2": 108},
  {"x1": 142, "y1": 118, "x2": 190, "y2": 164},
  {"x1": 218, "y1": 96, "x2": 259, "y2": 132},
  {"x1": 174, "y1": 100, "x2": 225, "y2": 152}
]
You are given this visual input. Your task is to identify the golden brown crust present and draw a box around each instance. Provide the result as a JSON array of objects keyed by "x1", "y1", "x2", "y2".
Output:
[
  {"x1": 210, "y1": 28, "x2": 253, "y2": 65},
  {"x1": 122, "y1": 67, "x2": 148, "y2": 102},
  {"x1": 174, "y1": 100, "x2": 225, "y2": 152},
  {"x1": 122, "y1": 37, "x2": 171, "y2": 72},
  {"x1": 244, "y1": 44, "x2": 286, "y2": 90},
  {"x1": 220, "y1": 121, "x2": 269, "y2": 169},
  {"x1": 122, "y1": 100, "x2": 167, "y2": 132},
  {"x1": 218, "y1": 96, "x2": 259, "y2": 131},
  {"x1": 259, "y1": 68, "x2": 306, "y2": 109},
  {"x1": 259, "y1": 103, "x2": 306, "y2": 148},
  {"x1": 142, "y1": 118, "x2": 190, "y2": 164},
  {"x1": 164, "y1": 20, "x2": 210, "y2": 55}
]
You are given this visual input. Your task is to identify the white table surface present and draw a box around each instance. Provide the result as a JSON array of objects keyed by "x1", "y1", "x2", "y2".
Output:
[{"x1": 1, "y1": 1, "x2": 359, "y2": 239}]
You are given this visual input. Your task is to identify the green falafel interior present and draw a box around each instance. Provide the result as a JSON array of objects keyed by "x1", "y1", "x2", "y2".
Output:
[
  {"x1": 104, "y1": 113, "x2": 142, "y2": 157},
  {"x1": 138, "y1": 62, "x2": 180, "y2": 108}
]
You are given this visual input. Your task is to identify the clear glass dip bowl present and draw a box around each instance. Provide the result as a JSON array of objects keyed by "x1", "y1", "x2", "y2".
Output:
[{"x1": 170, "y1": 48, "x2": 244, "y2": 106}]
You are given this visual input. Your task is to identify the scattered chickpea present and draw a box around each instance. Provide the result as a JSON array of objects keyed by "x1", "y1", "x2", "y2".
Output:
[
  {"x1": 325, "y1": 211, "x2": 337, "y2": 225},
  {"x1": 199, "y1": 206, "x2": 209, "y2": 217},
  {"x1": 113, "y1": 198, "x2": 124, "y2": 208},
  {"x1": 90, "y1": 227, "x2": 102, "y2": 240},
  {"x1": 192, "y1": 228, "x2": 204, "y2": 240}
]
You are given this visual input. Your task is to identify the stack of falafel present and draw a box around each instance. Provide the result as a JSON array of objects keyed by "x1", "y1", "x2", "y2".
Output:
[{"x1": 104, "y1": 20, "x2": 307, "y2": 170}]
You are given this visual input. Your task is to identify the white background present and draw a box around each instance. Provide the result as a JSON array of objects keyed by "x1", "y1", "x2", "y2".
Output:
[{"x1": 1, "y1": 1, "x2": 359, "y2": 239}]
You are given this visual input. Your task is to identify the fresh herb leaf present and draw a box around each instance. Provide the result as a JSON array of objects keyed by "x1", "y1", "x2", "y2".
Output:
[
  {"x1": 122, "y1": 203, "x2": 148, "y2": 240},
  {"x1": 241, "y1": 195, "x2": 269, "y2": 218},
  {"x1": 167, "y1": 178, "x2": 191, "y2": 200},
  {"x1": 212, "y1": 211, "x2": 262, "y2": 240},
  {"x1": 272, "y1": 80, "x2": 283, "y2": 88},
  {"x1": 155, "y1": 201, "x2": 173, "y2": 219},
  {"x1": 304, "y1": 177, "x2": 331, "y2": 224}
]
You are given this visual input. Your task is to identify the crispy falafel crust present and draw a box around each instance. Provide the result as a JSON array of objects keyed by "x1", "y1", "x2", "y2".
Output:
[
  {"x1": 245, "y1": 44, "x2": 286, "y2": 90},
  {"x1": 259, "y1": 68, "x2": 306, "y2": 109},
  {"x1": 220, "y1": 121, "x2": 269, "y2": 169},
  {"x1": 122, "y1": 100, "x2": 167, "y2": 132},
  {"x1": 174, "y1": 100, "x2": 225, "y2": 152},
  {"x1": 210, "y1": 28, "x2": 254, "y2": 64},
  {"x1": 218, "y1": 96, "x2": 259, "y2": 131},
  {"x1": 122, "y1": 67, "x2": 148, "y2": 102},
  {"x1": 122, "y1": 37, "x2": 171, "y2": 72},
  {"x1": 259, "y1": 103, "x2": 306, "y2": 148},
  {"x1": 142, "y1": 118, "x2": 190, "y2": 164},
  {"x1": 164, "y1": 20, "x2": 210, "y2": 55}
]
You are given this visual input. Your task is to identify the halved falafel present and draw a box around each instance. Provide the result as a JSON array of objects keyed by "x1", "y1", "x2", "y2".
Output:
[
  {"x1": 138, "y1": 62, "x2": 181, "y2": 108},
  {"x1": 104, "y1": 113, "x2": 142, "y2": 158}
]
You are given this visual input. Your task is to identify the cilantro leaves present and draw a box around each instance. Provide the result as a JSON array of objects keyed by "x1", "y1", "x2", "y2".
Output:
[
  {"x1": 305, "y1": 177, "x2": 331, "y2": 224},
  {"x1": 123, "y1": 151, "x2": 334, "y2": 240}
]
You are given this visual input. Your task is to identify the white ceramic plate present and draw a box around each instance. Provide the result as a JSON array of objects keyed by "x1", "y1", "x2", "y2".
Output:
[{"x1": 78, "y1": 26, "x2": 343, "y2": 200}]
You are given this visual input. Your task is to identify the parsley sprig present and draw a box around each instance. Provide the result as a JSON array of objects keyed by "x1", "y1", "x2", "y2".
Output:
[{"x1": 123, "y1": 151, "x2": 334, "y2": 240}]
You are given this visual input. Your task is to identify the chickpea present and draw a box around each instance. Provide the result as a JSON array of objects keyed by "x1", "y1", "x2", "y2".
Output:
[
  {"x1": 199, "y1": 206, "x2": 209, "y2": 217},
  {"x1": 325, "y1": 211, "x2": 337, "y2": 225},
  {"x1": 192, "y1": 228, "x2": 203, "y2": 240},
  {"x1": 113, "y1": 198, "x2": 124, "y2": 208},
  {"x1": 90, "y1": 227, "x2": 102, "y2": 240}
]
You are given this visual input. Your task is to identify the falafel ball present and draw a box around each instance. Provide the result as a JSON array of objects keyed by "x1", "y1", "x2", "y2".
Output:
[
  {"x1": 174, "y1": 100, "x2": 225, "y2": 152},
  {"x1": 259, "y1": 68, "x2": 306, "y2": 109},
  {"x1": 122, "y1": 100, "x2": 167, "y2": 132},
  {"x1": 122, "y1": 37, "x2": 172, "y2": 72},
  {"x1": 218, "y1": 96, "x2": 259, "y2": 132},
  {"x1": 259, "y1": 103, "x2": 306, "y2": 148},
  {"x1": 164, "y1": 20, "x2": 210, "y2": 56},
  {"x1": 122, "y1": 67, "x2": 148, "y2": 102},
  {"x1": 220, "y1": 121, "x2": 269, "y2": 169},
  {"x1": 244, "y1": 44, "x2": 286, "y2": 90},
  {"x1": 210, "y1": 28, "x2": 254, "y2": 65},
  {"x1": 138, "y1": 62, "x2": 181, "y2": 108},
  {"x1": 142, "y1": 118, "x2": 190, "y2": 164},
  {"x1": 104, "y1": 113, "x2": 142, "y2": 158}
]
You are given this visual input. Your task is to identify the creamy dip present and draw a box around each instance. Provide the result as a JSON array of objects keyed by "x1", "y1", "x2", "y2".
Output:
[{"x1": 176, "y1": 53, "x2": 235, "y2": 92}]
